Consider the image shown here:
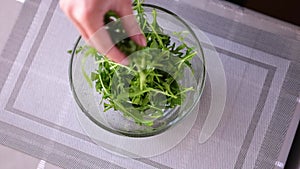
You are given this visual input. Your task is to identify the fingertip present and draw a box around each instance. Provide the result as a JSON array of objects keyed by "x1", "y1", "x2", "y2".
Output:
[
  {"x1": 139, "y1": 34, "x2": 147, "y2": 47},
  {"x1": 132, "y1": 34, "x2": 147, "y2": 47},
  {"x1": 120, "y1": 57, "x2": 129, "y2": 65},
  {"x1": 106, "y1": 47, "x2": 128, "y2": 64}
]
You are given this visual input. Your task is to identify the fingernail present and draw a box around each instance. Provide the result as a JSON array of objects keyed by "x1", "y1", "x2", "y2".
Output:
[
  {"x1": 120, "y1": 57, "x2": 129, "y2": 65},
  {"x1": 139, "y1": 35, "x2": 147, "y2": 46}
]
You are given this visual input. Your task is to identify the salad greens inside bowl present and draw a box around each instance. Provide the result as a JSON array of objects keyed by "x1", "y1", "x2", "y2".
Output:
[{"x1": 69, "y1": 0, "x2": 206, "y2": 137}]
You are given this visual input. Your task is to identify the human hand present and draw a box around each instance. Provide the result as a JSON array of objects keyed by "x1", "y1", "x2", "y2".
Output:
[{"x1": 60, "y1": 0, "x2": 146, "y2": 64}]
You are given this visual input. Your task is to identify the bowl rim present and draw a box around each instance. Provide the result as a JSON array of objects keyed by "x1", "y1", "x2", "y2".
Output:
[{"x1": 69, "y1": 3, "x2": 206, "y2": 137}]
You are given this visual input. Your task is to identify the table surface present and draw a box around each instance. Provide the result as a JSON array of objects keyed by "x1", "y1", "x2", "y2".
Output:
[{"x1": 0, "y1": 0, "x2": 299, "y2": 169}]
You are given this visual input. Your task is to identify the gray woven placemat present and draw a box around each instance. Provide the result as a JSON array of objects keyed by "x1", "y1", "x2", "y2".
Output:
[{"x1": 0, "y1": 0, "x2": 299, "y2": 168}]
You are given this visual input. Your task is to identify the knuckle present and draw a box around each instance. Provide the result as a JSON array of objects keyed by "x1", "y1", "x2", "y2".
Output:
[
  {"x1": 78, "y1": 8, "x2": 94, "y2": 21},
  {"x1": 59, "y1": 0, "x2": 95, "y2": 21},
  {"x1": 59, "y1": 0, "x2": 65, "y2": 8},
  {"x1": 77, "y1": 3, "x2": 98, "y2": 21},
  {"x1": 59, "y1": 0, "x2": 76, "y2": 18},
  {"x1": 59, "y1": 0, "x2": 71, "y2": 12}
]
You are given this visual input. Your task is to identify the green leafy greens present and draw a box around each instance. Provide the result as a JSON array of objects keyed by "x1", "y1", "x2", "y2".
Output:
[{"x1": 74, "y1": 0, "x2": 197, "y2": 127}]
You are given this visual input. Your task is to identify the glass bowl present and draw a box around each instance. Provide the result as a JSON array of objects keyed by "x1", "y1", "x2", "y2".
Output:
[{"x1": 69, "y1": 4, "x2": 206, "y2": 137}]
